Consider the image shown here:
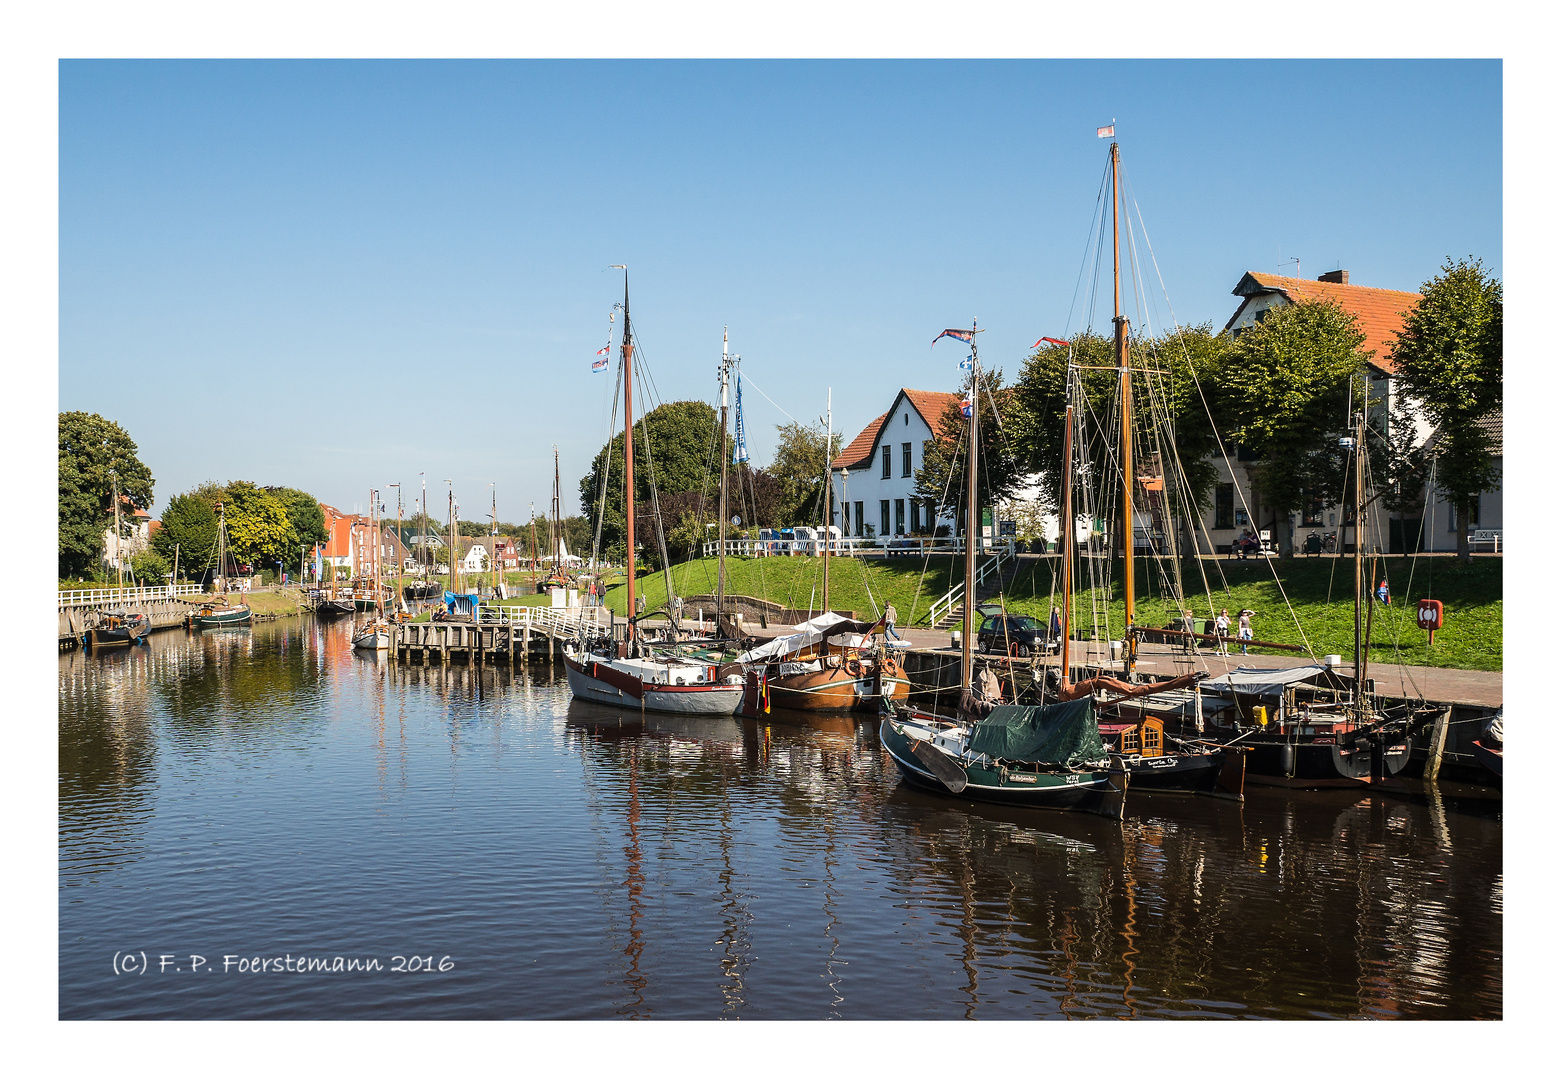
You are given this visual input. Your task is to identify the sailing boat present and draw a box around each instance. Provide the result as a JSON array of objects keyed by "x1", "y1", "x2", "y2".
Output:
[
  {"x1": 735, "y1": 383, "x2": 909, "y2": 713},
  {"x1": 404, "y1": 475, "x2": 442, "y2": 604},
  {"x1": 1187, "y1": 391, "x2": 1413, "y2": 787},
  {"x1": 1061, "y1": 137, "x2": 1241, "y2": 798},
  {"x1": 88, "y1": 474, "x2": 150, "y2": 646},
  {"x1": 879, "y1": 321, "x2": 1128, "y2": 816},
  {"x1": 352, "y1": 488, "x2": 392, "y2": 650},
  {"x1": 192, "y1": 501, "x2": 252, "y2": 628},
  {"x1": 562, "y1": 269, "x2": 744, "y2": 716}
]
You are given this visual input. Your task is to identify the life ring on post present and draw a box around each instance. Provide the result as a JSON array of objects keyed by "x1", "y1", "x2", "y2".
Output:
[{"x1": 846, "y1": 657, "x2": 864, "y2": 678}]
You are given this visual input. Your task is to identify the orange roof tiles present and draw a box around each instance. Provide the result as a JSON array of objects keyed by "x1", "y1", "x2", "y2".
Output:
[
  {"x1": 831, "y1": 389, "x2": 962, "y2": 471},
  {"x1": 1229, "y1": 272, "x2": 1422, "y2": 374}
]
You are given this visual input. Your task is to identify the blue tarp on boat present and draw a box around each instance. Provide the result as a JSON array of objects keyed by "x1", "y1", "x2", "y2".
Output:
[{"x1": 443, "y1": 591, "x2": 481, "y2": 617}]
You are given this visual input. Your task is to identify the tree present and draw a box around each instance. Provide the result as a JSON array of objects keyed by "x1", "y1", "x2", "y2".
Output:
[
  {"x1": 151, "y1": 490, "x2": 218, "y2": 576},
  {"x1": 1211, "y1": 300, "x2": 1368, "y2": 555},
  {"x1": 266, "y1": 487, "x2": 329, "y2": 566},
  {"x1": 58, "y1": 412, "x2": 155, "y2": 578},
  {"x1": 731, "y1": 466, "x2": 785, "y2": 531},
  {"x1": 222, "y1": 481, "x2": 292, "y2": 569},
  {"x1": 770, "y1": 420, "x2": 843, "y2": 526},
  {"x1": 579, "y1": 400, "x2": 726, "y2": 556},
  {"x1": 131, "y1": 549, "x2": 170, "y2": 588},
  {"x1": 914, "y1": 368, "x2": 1026, "y2": 529},
  {"x1": 1388, "y1": 257, "x2": 1502, "y2": 561},
  {"x1": 1011, "y1": 327, "x2": 1229, "y2": 552}
]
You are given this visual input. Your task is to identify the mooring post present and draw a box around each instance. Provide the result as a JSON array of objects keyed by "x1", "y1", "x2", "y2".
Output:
[{"x1": 1425, "y1": 706, "x2": 1452, "y2": 782}]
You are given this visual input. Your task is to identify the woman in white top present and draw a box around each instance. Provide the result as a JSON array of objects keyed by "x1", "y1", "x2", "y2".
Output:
[{"x1": 1215, "y1": 608, "x2": 1230, "y2": 655}]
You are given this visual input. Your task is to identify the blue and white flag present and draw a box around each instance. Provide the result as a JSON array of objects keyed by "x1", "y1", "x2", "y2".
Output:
[
  {"x1": 960, "y1": 396, "x2": 973, "y2": 418},
  {"x1": 733, "y1": 375, "x2": 750, "y2": 463},
  {"x1": 592, "y1": 356, "x2": 609, "y2": 373},
  {"x1": 959, "y1": 354, "x2": 974, "y2": 371},
  {"x1": 1377, "y1": 578, "x2": 1390, "y2": 605}
]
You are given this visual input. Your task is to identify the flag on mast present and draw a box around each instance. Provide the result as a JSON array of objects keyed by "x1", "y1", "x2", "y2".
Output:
[
  {"x1": 959, "y1": 354, "x2": 973, "y2": 371},
  {"x1": 592, "y1": 356, "x2": 609, "y2": 373},
  {"x1": 1097, "y1": 124, "x2": 1115, "y2": 138},
  {"x1": 960, "y1": 396, "x2": 973, "y2": 418},
  {"x1": 1033, "y1": 336, "x2": 1069, "y2": 348},
  {"x1": 733, "y1": 374, "x2": 750, "y2": 464},
  {"x1": 931, "y1": 328, "x2": 975, "y2": 348}
]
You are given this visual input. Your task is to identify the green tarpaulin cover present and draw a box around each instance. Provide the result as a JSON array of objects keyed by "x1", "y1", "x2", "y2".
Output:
[{"x1": 966, "y1": 698, "x2": 1106, "y2": 767}]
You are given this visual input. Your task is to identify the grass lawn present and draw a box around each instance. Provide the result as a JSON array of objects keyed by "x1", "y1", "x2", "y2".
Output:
[{"x1": 602, "y1": 552, "x2": 1502, "y2": 671}]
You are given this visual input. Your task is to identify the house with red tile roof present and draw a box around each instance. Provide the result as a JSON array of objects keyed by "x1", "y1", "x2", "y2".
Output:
[
  {"x1": 1211, "y1": 269, "x2": 1498, "y2": 554},
  {"x1": 830, "y1": 388, "x2": 961, "y2": 541}
]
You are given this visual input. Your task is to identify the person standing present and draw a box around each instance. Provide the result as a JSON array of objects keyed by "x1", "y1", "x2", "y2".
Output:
[
  {"x1": 1238, "y1": 608, "x2": 1254, "y2": 655},
  {"x1": 1215, "y1": 608, "x2": 1231, "y2": 656},
  {"x1": 884, "y1": 602, "x2": 902, "y2": 640},
  {"x1": 1048, "y1": 605, "x2": 1062, "y2": 643}
]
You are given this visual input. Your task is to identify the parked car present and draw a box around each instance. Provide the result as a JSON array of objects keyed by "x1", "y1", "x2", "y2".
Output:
[{"x1": 976, "y1": 614, "x2": 1057, "y2": 656}]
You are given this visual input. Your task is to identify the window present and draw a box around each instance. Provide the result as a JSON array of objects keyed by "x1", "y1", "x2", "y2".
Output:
[
  {"x1": 1301, "y1": 496, "x2": 1323, "y2": 528},
  {"x1": 882, "y1": 445, "x2": 891, "y2": 479},
  {"x1": 880, "y1": 500, "x2": 890, "y2": 537},
  {"x1": 854, "y1": 501, "x2": 864, "y2": 538},
  {"x1": 910, "y1": 501, "x2": 922, "y2": 533},
  {"x1": 1214, "y1": 483, "x2": 1234, "y2": 530},
  {"x1": 902, "y1": 442, "x2": 912, "y2": 477},
  {"x1": 895, "y1": 500, "x2": 905, "y2": 535},
  {"x1": 904, "y1": 413, "x2": 909, "y2": 425}
]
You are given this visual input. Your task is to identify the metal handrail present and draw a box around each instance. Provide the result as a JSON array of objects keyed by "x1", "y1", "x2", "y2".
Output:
[
  {"x1": 58, "y1": 583, "x2": 205, "y2": 608},
  {"x1": 925, "y1": 548, "x2": 1011, "y2": 627}
]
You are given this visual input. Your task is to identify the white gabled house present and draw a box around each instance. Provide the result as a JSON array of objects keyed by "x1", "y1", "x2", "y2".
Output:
[{"x1": 830, "y1": 388, "x2": 961, "y2": 541}]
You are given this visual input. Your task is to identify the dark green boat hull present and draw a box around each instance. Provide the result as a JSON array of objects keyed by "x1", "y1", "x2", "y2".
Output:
[
  {"x1": 193, "y1": 607, "x2": 252, "y2": 628},
  {"x1": 880, "y1": 716, "x2": 1125, "y2": 816}
]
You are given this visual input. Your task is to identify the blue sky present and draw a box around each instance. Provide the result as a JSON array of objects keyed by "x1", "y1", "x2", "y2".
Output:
[{"x1": 59, "y1": 60, "x2": 1501, "y2": 524}]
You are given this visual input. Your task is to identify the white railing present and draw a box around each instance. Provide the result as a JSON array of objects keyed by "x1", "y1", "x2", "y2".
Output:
[
  {"x1": 700, "y1": 536, "x2": 1009, "y2": 559},
  {"x1": 925, "y1": 549, "x2": 1012, "y2": 628},
  {"x1": 59, "y1": 584, "x2": 204, "y2": 608},
  {"x1": 485, "y1": 603, "x2": 610, "y2": 638}
]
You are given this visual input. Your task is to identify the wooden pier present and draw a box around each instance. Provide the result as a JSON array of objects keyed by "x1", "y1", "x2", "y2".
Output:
[{"x1": 392, "y1": 606, "x2": 612, "y2": 664}]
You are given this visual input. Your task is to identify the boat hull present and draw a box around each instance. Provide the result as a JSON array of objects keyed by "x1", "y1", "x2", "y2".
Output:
[
  {"x1": 1471, "y1": 738, "x2": 1503, "y2": 781},
  {"x1": 352, "y1": 630, "x2": 390, "y2": 651},
  {"x1": 1239, "y1": 736, "x2": 1413, "y2": 789},
  {"x1": 193, "y1": 606, "x2": 251, "y2": 628},
  {"x1": 879, "y1": 715, "x2": 1124, "y2": 814},
  {"x1": 564, "y1": 653, "x2": 743, "y2": 716},
  {"x1": 742, "y1": 657, "x2": 911, "y2": 715},
  {"x1": 1119, "y1": 751, "x2": 1230, "y2": 795},
  {"x1": 315, "y1": 599, "x2": 355, "y2": 616}
]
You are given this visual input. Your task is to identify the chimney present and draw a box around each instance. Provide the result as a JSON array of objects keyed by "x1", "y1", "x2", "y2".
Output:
[{"x1": 1318, "y1": 270, "x2": 1349, "y2": 285}]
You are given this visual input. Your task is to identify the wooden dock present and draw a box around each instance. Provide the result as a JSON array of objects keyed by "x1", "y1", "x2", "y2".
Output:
[{"x1": 392, "y1": 606, "x2": 612, "y2": 664}]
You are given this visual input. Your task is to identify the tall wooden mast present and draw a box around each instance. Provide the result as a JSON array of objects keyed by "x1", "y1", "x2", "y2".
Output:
[
  {"x1": 717, "y1": 328, "x2": 730, "y2": 624},
  {"x1": 961, "y1": 320, "x2": 980, "y2": 694},
  {"x1": 618, "y1": 267, "x2": 637, "y2": 643},
  {"x1": 1111, "y1": 138, "x2": 1137, "y2": 678},
  {"x1": 1060, "y1": 373, "x2": 1075, "y2": 690},
  {"x1": 447, "y1": 482, "x2": 458, "y2": 596},
  {"x1": 1353, "y1": 381, "x2": 1368, "y2": 726},
  {"x1": 823, "y1": 388, "x2": 831, "y2": 615}
]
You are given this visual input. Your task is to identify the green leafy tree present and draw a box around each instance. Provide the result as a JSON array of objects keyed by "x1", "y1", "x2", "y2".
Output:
[
  {"x1": 150, "y1": 490, "x2": 218, "y2": 576},
  {"x1": 1388, "y1": 257, "x2": 1502, "y2": 561},
  {"x1": 130, "y1": 549, "x2": 170, "y2": 588},
  {"x1": 58, "y1": 412, "x2": 155, "y2": 578},
  {"x1": 222, "y1": 481, "x2": 292, "y2": 569},
  {"x1": 1012, "y1": 327, "x2": 1229, "y2": 550},
  {"x1": 1211, "y1": 301, "x2": 1368, "y2": 554},
  {"x1": 579, "y1": 400, "x2": 726, "y2": 557},
  {"x1": 914, "y1": 368, "x2": 1025, "y2": 530},
  {"x1": 770, "y1": 420, "x2": 844, "y2": 526},
  {"x1": 266, "y1": 487, "x2": 329, "y2": 566}
]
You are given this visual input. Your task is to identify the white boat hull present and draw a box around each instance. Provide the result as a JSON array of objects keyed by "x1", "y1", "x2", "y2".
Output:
[
  {"x1": 564, "y1": 650, "x2": 743, "y2": 716},
  {"x1": 352, "y1": 629, "x2": 390, "y2": 651}
]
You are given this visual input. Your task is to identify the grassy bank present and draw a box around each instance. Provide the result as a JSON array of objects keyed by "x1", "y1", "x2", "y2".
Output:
[{"x1": 602, "y1": 553, "x2": 1501, "y2": 671}]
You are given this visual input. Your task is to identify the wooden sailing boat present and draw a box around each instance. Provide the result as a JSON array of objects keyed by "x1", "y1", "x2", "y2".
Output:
[
  {"x1": 879, "y1": 321, "x2": 1127, "y2": 816},
  {"x1": 88, "y1": 474, "x2": 150, "y2": 646},
  {"x1": 192, "y1": 501, "x2": 252, "y2": 628},
  {"x1": 352, "y1": 487, "x2": 391, "y2": 650},
  {"x1": 404, "y1": 475, "x2": 441, "y2": 604},
  {"x1": 735, "y1": 382, "x2": 909, "y2": 713},
  {"x1": 563, "y1": 268, "x2": 744, "y2": 716},
  {"x1": 1189, "y1": 391, "x2": 1413, "y2": 787},
  {"x1": 1063, "y1": 137, "x2": 1240, "y2": 798}
]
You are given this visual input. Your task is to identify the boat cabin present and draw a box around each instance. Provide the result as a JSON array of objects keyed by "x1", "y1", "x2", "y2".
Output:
[{"x1": 1099, "y1": 717, "x2": 1164, "y2": 757}]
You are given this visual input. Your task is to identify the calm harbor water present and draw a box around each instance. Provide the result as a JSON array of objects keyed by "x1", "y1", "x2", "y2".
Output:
[{"x1": 60, "y1": 618, "x2": 1502, "y2": 1019}]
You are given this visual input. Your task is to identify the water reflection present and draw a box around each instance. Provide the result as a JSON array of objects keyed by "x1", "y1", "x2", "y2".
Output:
[{"x1": 60, "y1": 620, "x2": 1501, "y2": 1019}]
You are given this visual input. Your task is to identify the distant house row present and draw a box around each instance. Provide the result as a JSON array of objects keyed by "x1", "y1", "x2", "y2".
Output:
[
  {"x1": 314, "y1": 504, "x2": 577, "y2": 578},
  {"x1": 828, "y1": 269, "x2": 1501, "y2": 555}
]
